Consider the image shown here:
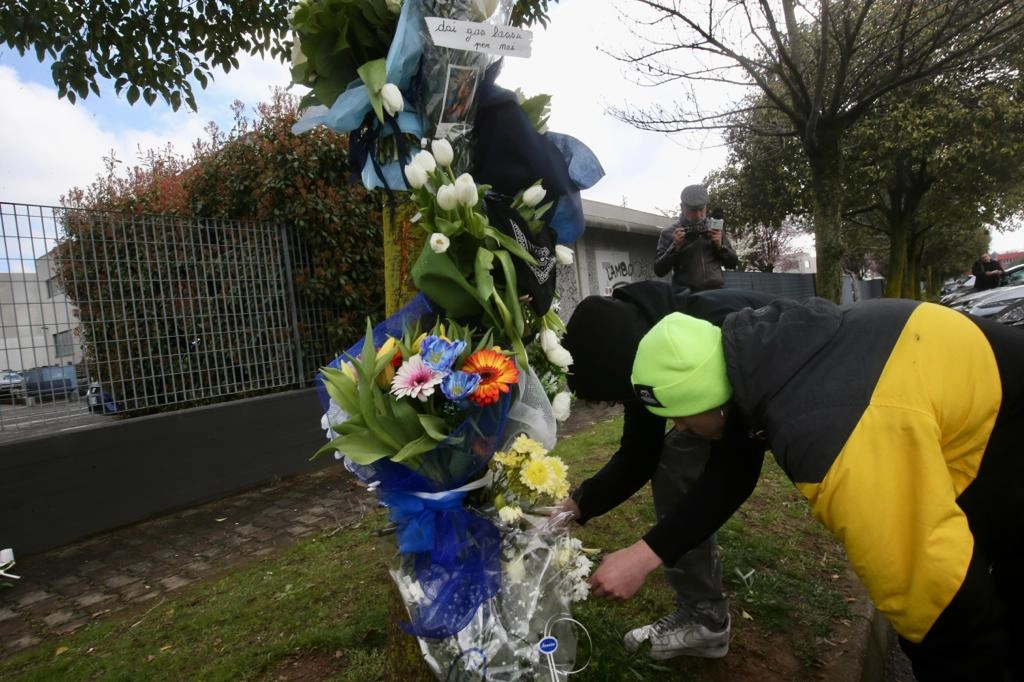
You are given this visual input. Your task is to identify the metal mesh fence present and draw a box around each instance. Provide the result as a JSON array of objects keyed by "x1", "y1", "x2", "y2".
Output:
[{"x1": 0, "y1": 202, "x2": 332, "y2": 440}]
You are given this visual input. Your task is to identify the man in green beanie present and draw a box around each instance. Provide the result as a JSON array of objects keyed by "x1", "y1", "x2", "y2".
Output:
[
  {"x1": 559, "y1": 280, "x2": 774, "y2": 660},
  {"x1": 591, "y1": 297, "x2": 1024, "y2": 682}
]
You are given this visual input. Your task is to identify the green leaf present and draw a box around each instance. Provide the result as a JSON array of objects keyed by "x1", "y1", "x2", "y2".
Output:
[
  {"x1": 411, "y1": 244, "x2": 489, "y2": 319},
  {"x1": 418, "y1": 414, "x2": 450, "y2": 441},
  {"x1": 357, "y1": 58, "x2": 387, "y2": 122},
  {"x1": 329, "y1": 429, "x2": 397, "y2": 465},
  {"x1": 392, "y1": 434, "x2": 441, "y2": 463},
  {"x1": 481, "y1": 225, "x2": 536, "y2": 264},
  {"x1": 320, "y1": 366, "x2": 360, "y2": 415}
]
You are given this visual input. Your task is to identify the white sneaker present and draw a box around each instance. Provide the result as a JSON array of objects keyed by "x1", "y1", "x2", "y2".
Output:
[{"x1": 623, "y1": 611, "x2": 730, "y2": 660}]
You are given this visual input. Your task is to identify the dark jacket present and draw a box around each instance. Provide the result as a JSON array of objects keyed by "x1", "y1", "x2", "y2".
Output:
[
  {"x1": 563, "y1": 281, "x2": 774, "y2": 562},
  {"x1": 972, "y1": 258, "x2": 1003, "y2": 290},
  {"x1": 674, "y1": 297, "x2": 1022, "y2": 681},
  {"x1": 653, "y1": 218, "x2": 739, "y2": 291}
]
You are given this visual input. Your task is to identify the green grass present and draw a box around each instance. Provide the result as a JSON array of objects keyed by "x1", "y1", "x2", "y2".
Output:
[{"x1": 0, "y1": 417, "x2": 850, "y2": 681}]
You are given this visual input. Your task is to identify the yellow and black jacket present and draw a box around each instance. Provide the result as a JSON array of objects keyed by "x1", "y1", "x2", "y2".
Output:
[{"x1": 721, "y1": 298, "x2": 1022, "y2": 657}]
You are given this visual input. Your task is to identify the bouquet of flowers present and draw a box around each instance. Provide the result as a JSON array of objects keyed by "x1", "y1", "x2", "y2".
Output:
[{"x1": 318, "y1": 311, "x2": 592, "y2": 678}]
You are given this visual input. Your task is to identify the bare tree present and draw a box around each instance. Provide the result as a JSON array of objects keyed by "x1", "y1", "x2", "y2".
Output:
[{"x1": 609, "y1": 0, "x2": 1024, "y2": 301}]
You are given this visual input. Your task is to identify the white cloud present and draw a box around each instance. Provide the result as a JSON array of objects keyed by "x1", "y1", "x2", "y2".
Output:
[{"x1": 0, "y1": 55, "x2": 292, "y2": 209}]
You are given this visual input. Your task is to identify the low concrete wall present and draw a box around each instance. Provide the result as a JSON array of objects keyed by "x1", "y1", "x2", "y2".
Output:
[{"x1": 0, "y1": 389, "x2": 329, "y2": 557}]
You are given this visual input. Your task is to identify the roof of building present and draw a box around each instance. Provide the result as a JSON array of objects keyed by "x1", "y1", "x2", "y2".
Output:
[{"x1": 582, "y1": 198, "x2": 674, "y2": 236}]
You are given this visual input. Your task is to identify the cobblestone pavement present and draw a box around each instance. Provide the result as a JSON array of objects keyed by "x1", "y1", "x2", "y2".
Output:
[
  {"x1": 0, "y1": 401, "x2": 622, "y2": 660},
  {"x1": 0, "y1": 468, "x2": 370, "y2": 658}
]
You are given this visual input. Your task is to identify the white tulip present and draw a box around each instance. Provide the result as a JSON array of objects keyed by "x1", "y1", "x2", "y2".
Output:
[
  {"x1": 380, "y1": 83, "x2": 404, "y2": 117},
  {"x1": 411, "y1": 149, "x2": 436, "y2": 174},
  {"x1": 454, "y1": 173, "x2": 479, "y2": 207},
  {"x1": 436, "y1": 184, "x2": 459, "y2": 211},
  {"x1": 470, "y1": 0, "x2": 499, "y2": 20},
  {"x1": 522, "y1": 184, "x2": 546, "y2": 208},
  {"x1": 555, "y1": 244, "x2": 574, "y2": 265},
  {"x1": 385, "y1": 0, "x2": 403, "y2": 14},
  {"x1": 552, "y1": 392, "x2": 572, "y2": 422},
  {"x1": 538, "y1": 327, "x2": 559, "y2": 352},
  {"x1": 545, "y1": 344, "x2": 574, "y2": 370},
  {"x1": 404, "y1": 162, "x2": 428, "y2": 189},
  {"x1": 290, "y1": 34, "x2": 307, "y2": 67},
  {"x1": 431, "y1": 138, "x2": 454, "y2": 167},
  {"x1": 429, "y1": 232, "x2": 450, "y2": 254}
]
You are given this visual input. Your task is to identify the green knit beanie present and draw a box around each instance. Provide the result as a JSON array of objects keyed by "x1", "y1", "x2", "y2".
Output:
[{"x1": 630, "y1": 312, "x2": 732, "y2": 418}]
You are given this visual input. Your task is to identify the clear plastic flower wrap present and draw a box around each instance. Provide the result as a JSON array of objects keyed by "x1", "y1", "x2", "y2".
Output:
[
  {"x1": 391, "y1": 520, "x2": 592, "y2": 681},
  {"x1": 416, "y1": 0, "x2": 516, "y2": 173}
]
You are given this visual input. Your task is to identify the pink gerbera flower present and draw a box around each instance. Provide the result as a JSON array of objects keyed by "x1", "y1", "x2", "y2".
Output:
[{"x1": 390, "y1": 355, "x2": 445, "y2": 401}]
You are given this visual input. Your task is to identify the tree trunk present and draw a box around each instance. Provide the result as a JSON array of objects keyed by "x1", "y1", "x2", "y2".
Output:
[
  {"x1": 383, "y1": 200, "x2": 425, "y2": 316},
  {"x1": 886, "y1": 221, "x2": 908, "y2": 298},
  {"x1": 807, "y1": 140, "x2": 845, "y2": 302},
  {"x1": 382, "y1": 200, "x2": 436, "y2": 679}
]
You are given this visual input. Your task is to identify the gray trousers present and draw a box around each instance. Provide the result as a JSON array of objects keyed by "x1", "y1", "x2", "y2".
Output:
[{"x1": 651, "y1": 429, "x2": 729, "y2": 629}]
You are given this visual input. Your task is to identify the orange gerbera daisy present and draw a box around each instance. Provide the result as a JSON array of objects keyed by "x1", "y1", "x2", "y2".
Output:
[{"x1": 462, "y1": 348, "x2": 519, "y2": 406}]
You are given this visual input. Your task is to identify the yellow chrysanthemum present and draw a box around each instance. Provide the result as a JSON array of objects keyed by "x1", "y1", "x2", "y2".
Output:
[
  {"x1": 492, "y1": 449, "x2": 525, "y2": 468},
  {"x1": 510, "y1": 434, "x2": 547, "y2": 458},
  {"x1": 520, "y1": 455, "x2": 568, "y2": 498}
]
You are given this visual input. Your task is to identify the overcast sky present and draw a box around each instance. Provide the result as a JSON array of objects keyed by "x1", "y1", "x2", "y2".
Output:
[{"x1": 0, "y1": 0, "x2": 1019, "y2": 254}]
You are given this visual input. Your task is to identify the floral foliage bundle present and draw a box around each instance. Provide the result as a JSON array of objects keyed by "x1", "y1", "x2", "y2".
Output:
[
  {"x1": 297, "y1": 0, "x2": 604, "y2": 677},
  {"x1": 318, "y1": 317, "x2": 519, "y2": 476}
]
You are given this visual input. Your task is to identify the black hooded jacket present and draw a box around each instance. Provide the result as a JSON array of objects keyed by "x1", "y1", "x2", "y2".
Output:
[{"x1": 563, "y1": 281, "x2": 773, "y2": 560}]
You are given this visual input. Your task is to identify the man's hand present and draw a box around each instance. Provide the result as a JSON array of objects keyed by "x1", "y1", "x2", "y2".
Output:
[
  {"x1": 672, "y1": 228, "x2": 686, "y2": 249},
  {"x1": 541, "y1": 497, "x2": 581, "y2": 530},
  {"x1": 588, "y1": 540, "x2": 663, "y2": 600},
  {"x1": 708, "y1": 229, "x2": 723, "y2": 247}
]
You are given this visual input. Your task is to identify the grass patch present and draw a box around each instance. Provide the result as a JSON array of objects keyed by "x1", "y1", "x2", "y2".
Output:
[{"x1": 0, "y1": 417, "x2": 849, "y2": 681}]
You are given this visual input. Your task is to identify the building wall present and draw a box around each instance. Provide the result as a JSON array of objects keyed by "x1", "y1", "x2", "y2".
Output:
[{"x1": 0, "y1": 254, "x2": 82, "y2": 372}]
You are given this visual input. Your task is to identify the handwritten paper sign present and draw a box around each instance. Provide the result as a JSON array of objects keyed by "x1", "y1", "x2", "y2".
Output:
[{"x1": 424, "y1": 17, "x2": 533, "y2": 57}]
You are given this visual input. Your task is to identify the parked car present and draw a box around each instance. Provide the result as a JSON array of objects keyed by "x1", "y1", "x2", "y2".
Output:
[
  {"x1": 940, "y1": 274, "x2": 975, "y2": 299},
  {"x1": 944, "y1": 263, "x2": 1024, "y2": 308},
  {"x1": 22, "y1": 365, "x2": 78, "y2": 400},
  {"x1": 0, "y1": 371, "x2": 24, "y2": 396},
  {"x1": 958, "y1": 283, "x2": 1024, "y2": 319},
  {"x1": 86, "y1": 381, "x2": 123, "y2": 414},
  {"x1": 995, "y1": 300, "x2": 1024, "y2": 329}
]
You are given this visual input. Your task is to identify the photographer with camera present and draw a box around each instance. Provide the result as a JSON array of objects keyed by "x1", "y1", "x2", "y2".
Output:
[{"x1": 654, "y1": 184, "x2": 738, "y2": 292}]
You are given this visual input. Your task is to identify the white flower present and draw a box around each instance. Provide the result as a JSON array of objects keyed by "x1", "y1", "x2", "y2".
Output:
[
  {"x1": 551, "y1": 391, "x2": 571, "y2": 422},
  {"x1": 290, "y1": 34, "x2": 307, "y2": 67},
  {"x1": 522, "y1": 184, "x2": 546, "y2": 208},
  {"x1": 554, "y1": 244, "x2": 574, "y2": 265},
  {"x1": 454, "y1": 173, "x2": 479, "y2": 207},
  {"x1": 436, "y1": 184, "x2": 459, "y2": 211},
  {"x1": 545, "y1": 344, "x2": 573, "y2": 370},
  {"x1": 404, "y1": 162, "x2": 428, "y2": 189},
  {"x1": 498, "y1": 505, "x2": 524, "y2": 525},
  {"x1": 320, "y1": 400, "x2": 348, "y2": 440},
  {"x1": 411, "y1": 149, "x2": 436, "y2": 173},
  {"x1": 538, "y1": 327, "x2": 560, "y2": 352},
  {"x1": 431, "y1": 138, "x2": 454, "y2": 167},
  {"x1": 380, "y1": 83, "x2": 404, "y2": 117},
  {"x1": 385, "y1": 0, "x2": 403, "y2": 14},
  {"x1": 429, "y1": 232, "x2": 450, "y2": 254},
  {"x1": 470, "y1": 0, "x2": 499, "y2": 20}
]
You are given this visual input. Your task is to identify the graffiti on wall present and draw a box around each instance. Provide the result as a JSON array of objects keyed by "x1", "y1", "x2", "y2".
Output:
[{"x1": 594, "y1": 249, "x2": 636, "y2": 295}]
